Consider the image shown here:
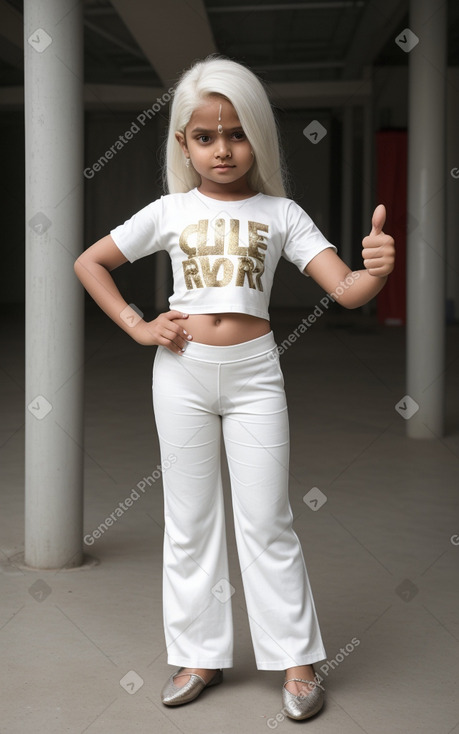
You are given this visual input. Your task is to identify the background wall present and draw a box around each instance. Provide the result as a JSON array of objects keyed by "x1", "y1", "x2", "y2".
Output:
[
  {"x1": 1, "y1": 111, "x2": 25, "y2": 304},
  {"x1": 1, "y1": 67, "x2": 458, "y2": 314}
]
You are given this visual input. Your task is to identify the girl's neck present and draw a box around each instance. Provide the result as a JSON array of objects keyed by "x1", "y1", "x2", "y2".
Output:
[{"x1": 197, "y1": 179, "x2": 259, "y2": 202}]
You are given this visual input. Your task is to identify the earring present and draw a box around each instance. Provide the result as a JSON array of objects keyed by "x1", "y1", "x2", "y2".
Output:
[
  {"x1": 250, "y1": 150, "x2": 254, "y2": 156},
  {"x1": 185, "y1": 157, "x2": 191, "y2": 168}
]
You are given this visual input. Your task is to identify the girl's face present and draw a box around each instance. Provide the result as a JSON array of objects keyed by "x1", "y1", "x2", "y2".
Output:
[{"x1": 175, "y1": 95, "x2": 255, "y2": 194}]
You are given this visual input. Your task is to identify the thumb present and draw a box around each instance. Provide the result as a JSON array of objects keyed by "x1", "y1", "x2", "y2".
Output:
[{"x1": 370, "y1": 204, "x2": 386, "y2": 236}]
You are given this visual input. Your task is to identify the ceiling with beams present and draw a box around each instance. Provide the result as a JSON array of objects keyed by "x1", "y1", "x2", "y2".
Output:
[{"x1": 1, "y1": 0, "x2": 458, "y2": 91}]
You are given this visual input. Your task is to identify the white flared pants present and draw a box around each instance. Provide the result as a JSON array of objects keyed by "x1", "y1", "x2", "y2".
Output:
[{"x1": 152, "y1": 331, "x2": 326, "y2": 670}]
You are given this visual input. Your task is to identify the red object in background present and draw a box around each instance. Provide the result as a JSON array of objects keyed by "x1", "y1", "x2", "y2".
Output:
[{"x1": 375, "y1": 130, "x2": 407, "y2": 325}]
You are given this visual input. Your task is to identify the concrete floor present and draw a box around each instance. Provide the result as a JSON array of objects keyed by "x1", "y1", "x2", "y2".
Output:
[{"x1": 1, "y1": 303, "x2": 459, "y2": 734}]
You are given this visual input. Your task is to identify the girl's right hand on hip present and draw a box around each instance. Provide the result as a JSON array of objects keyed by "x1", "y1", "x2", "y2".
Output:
[{"x1": 133, "y1": 311, "x2": 192, "y2": 353}]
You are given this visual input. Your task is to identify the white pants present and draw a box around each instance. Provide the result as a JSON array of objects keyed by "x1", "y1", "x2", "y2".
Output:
[{"x1": 152, "y1": 331, "x2": 326, "y2": 670}]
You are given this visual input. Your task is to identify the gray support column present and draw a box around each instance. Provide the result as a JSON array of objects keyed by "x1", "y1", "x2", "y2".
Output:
[
  {"x1": 341, "y1": 105, "x2": 353, "y2": 268},
  {"x1": 24, "y1": 0, "x2": 84, "y2": 567},
  {"x1": 406, "y1": 0, "x2": 446, "y2": 438}
]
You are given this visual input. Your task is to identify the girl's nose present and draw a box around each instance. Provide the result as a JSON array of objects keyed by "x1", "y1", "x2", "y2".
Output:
[{"x1": 215, "y1": 138, "x2": 231, "y2": 157}]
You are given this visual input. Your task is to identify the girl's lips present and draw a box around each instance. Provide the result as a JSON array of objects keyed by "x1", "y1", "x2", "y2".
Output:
[{"x1": 214, "y1": 165, "x2": 235, "y2": 169}]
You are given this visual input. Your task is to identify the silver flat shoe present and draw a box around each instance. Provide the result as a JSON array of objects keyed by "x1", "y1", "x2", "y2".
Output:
[
  {"x1": 282, "y1": 677, "x2": 324, "y2": 720},
  {"x1": 161, "y1": 667, "x2": 223, "y2": 706}
]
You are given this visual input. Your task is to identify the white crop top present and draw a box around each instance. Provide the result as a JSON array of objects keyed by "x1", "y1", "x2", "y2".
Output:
[{"x1": 110, "y1": 187, "x2": 337, "y2": 320}]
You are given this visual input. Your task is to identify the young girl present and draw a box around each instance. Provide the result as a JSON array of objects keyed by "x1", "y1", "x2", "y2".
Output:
[{"x1": 74, "y1": 54, "x2": 394, "y2": 721}]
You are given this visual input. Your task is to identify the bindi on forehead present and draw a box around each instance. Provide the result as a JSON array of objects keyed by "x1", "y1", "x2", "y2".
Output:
[
  {"x1": 218, "y1": 103, "x2": 223, "y2": 134},
  {"x1": 188, "y1": 98, "x2": 241, "y2": 135}
]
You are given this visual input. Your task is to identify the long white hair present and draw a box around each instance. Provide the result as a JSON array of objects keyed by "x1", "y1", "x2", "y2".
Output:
[{"x1": 162, "y1": 54, "x2": 289, "y2": 198}]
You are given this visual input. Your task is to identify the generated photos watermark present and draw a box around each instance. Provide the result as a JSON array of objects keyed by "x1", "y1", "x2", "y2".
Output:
[
  {"x1": 395, "y1": 28, "x2": 420, "y2": 53},
  {"x1": 84, "y1": 87, "x2": 175, "y2": 179},
  {"x1": 268, "y1": 271, "x2": 361, "y2": 361},
  {"x1": 84, "y1": 454, "x2": 176, "y2": 545},
  {"x1": 27, "y1": 28, "x2": 53, "y2": 53},
  {"x1": 27, "y1": 394, "x2": 53, "y2": 420},
  {"x1": 211, "y1": 578, "x2": 236, "y2": 603},
  {"x1": 395, "y1": 395, "x2": 419, "y2": 420},
  {"x1": 266, "y1": 637, "x2": 360, "y2": 728},
  {"x1": 303, "y1": 120, "x2": 327, "y2": 144},
  {"x1": 120, "y1": 670, "x2": 144, "y2": 695},
  {"x1": 303, "y1": 487, "x2": 328, "y2": 511}
]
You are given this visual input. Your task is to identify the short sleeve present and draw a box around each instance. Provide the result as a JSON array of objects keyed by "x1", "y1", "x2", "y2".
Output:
[
  {"x1": 109, "y1": 197, "x2": 164, "y2": 263},
  {"x1": 282, "y1": 200, "x2": 337, "y2": 277}
]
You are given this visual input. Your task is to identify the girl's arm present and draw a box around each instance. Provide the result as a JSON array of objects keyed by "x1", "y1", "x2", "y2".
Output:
[
  {"x1": 304, "y1": 204, "x2": 395, "y2": 309},
  {"x1": 74, "y1": 235, "x2": 191, "y2": 354}
]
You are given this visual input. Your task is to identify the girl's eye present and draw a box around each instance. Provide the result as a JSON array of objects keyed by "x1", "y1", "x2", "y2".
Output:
[{"x1": 196, "y1": 132, "x2": 245, "y2": 143}]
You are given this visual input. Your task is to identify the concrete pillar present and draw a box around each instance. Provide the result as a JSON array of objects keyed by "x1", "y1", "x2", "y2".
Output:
[
  {"x1": 406, "y1": 0, "x2": 446, "y2": 438},
  {"x1": 341, "y1": 105, "x2": 353, "y2": 268},
  {"x1": 24, "y1": 0, "x2": 85, "y2": 567}
]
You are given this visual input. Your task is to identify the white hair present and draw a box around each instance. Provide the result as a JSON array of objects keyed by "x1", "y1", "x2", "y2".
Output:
[{"x1": 162, "y1": 54, "x2": 289, "y2": 198}]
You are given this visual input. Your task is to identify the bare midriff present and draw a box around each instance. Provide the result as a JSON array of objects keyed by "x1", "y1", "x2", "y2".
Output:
[{"x1": 174, "y1": 313, "x2": 271, "y2": 346}]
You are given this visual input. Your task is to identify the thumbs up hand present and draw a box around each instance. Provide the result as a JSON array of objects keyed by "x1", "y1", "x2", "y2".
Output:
[{"x1": 361, "y1": 204, "x2": 395, "y2": 277}]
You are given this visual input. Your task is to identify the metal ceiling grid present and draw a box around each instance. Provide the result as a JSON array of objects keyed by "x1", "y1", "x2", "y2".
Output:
[{"x1": 0, "y1": 0, "x2": 458, "y2": 88}]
